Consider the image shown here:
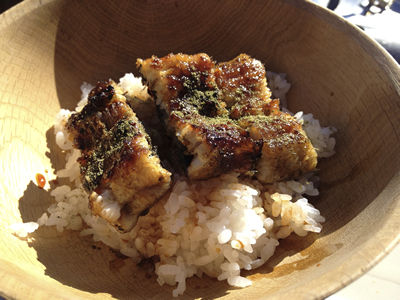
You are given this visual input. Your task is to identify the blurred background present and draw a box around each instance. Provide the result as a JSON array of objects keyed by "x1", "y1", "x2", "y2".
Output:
[{"x1": 314, "y1": 0, "x2": 400, "y2": 62}]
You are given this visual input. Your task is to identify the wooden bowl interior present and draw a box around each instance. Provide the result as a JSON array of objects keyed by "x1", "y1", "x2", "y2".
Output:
[{"x1": 0, "y1": 0, "x2": 399, "y2": 299}]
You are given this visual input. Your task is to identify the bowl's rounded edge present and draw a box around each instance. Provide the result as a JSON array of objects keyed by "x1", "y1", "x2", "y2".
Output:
[
  {"x1": 311, "y1": 173, "x2": 400, "y2": 299},
  {"x1": 282, "y1": 1, "x2": 400, "y2": 298},
  {"x1": 0, "y1": 0, "x2": 399, "y2": 299},
  {"x1": 0, "y1": 259, "x2": 104, "y2": 300},
  {"x1": 0, "y1": 0, "x2": 55, "y2": 30}
]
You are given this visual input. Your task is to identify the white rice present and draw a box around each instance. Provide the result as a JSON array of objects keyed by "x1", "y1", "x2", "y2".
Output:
[
  {"x1": 266, "y1": 71, "x2": 291, "y2": 107},
  {"x1": 295, "y1": 111, "x2": 336, "y2": 158},
  {"x1": 12, "y1": 72, "x2": 336, "y2": 297}
]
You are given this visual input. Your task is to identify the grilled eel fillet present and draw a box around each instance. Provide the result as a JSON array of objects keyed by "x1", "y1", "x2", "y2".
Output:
[
  {"x1": 137, "y1": 53, "x2": 317, "y2": 183},
  {"x1": 66, "y1": 80, "x2": 171, "y2": 231}
]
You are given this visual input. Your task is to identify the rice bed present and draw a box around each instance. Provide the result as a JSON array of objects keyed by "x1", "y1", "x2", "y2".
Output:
[{"x1": 12, "y1": 73, "x2": 335, "y2": 297}]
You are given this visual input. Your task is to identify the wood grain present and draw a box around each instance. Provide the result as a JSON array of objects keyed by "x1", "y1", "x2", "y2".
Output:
[{"x1": 0, "y1": 0, "x2": 399, "y2": 299}]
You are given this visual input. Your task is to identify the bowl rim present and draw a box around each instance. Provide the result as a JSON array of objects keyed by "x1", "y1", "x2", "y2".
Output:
[
  {"x1": 0, "y1": 0, "x2": 399, "y2": 299},
  {"x1": 286, "y1": 1, "x2": 400, "y2": 298},
  {"x1": 316, "y1": 182, "x2": 400, "y2": 298}
]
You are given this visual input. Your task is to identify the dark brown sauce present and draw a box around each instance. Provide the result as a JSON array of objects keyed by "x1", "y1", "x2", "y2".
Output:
[
  {"x1": 139, "y1": 53, "x2": 317, "y2": 180},
  {"x1": 66, "y1": 81, "x2": 116, "y2": 150},
  {"x1": 246, "y1": 242, "x2": 343, "y2": 280},
  {"x1": 49, "y1": 179, "x2": 59, "y2": 185}
]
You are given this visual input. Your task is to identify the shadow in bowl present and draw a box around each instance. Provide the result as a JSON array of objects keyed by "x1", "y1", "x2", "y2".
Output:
[{"x1": 317, "y1": 110, "x2": 400, "y2": 237}]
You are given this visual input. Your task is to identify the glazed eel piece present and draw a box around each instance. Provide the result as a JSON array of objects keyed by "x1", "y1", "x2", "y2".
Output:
[
  {"x1": 66, "y1": 80, "x2": 171, "y2": 231},
  {"x1": 137, "y1": 53, "x2": 317, "y2": 183}
]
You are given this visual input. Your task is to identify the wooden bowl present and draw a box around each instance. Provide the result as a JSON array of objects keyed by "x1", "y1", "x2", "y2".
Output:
[{"x1": 0, "y1": 0, "x2": 399, "y2": 299}]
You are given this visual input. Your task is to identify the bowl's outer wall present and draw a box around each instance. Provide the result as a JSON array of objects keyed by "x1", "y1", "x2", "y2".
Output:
[{"x1": 0, "y1": 0, "x2": 399, "y2": 299}]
